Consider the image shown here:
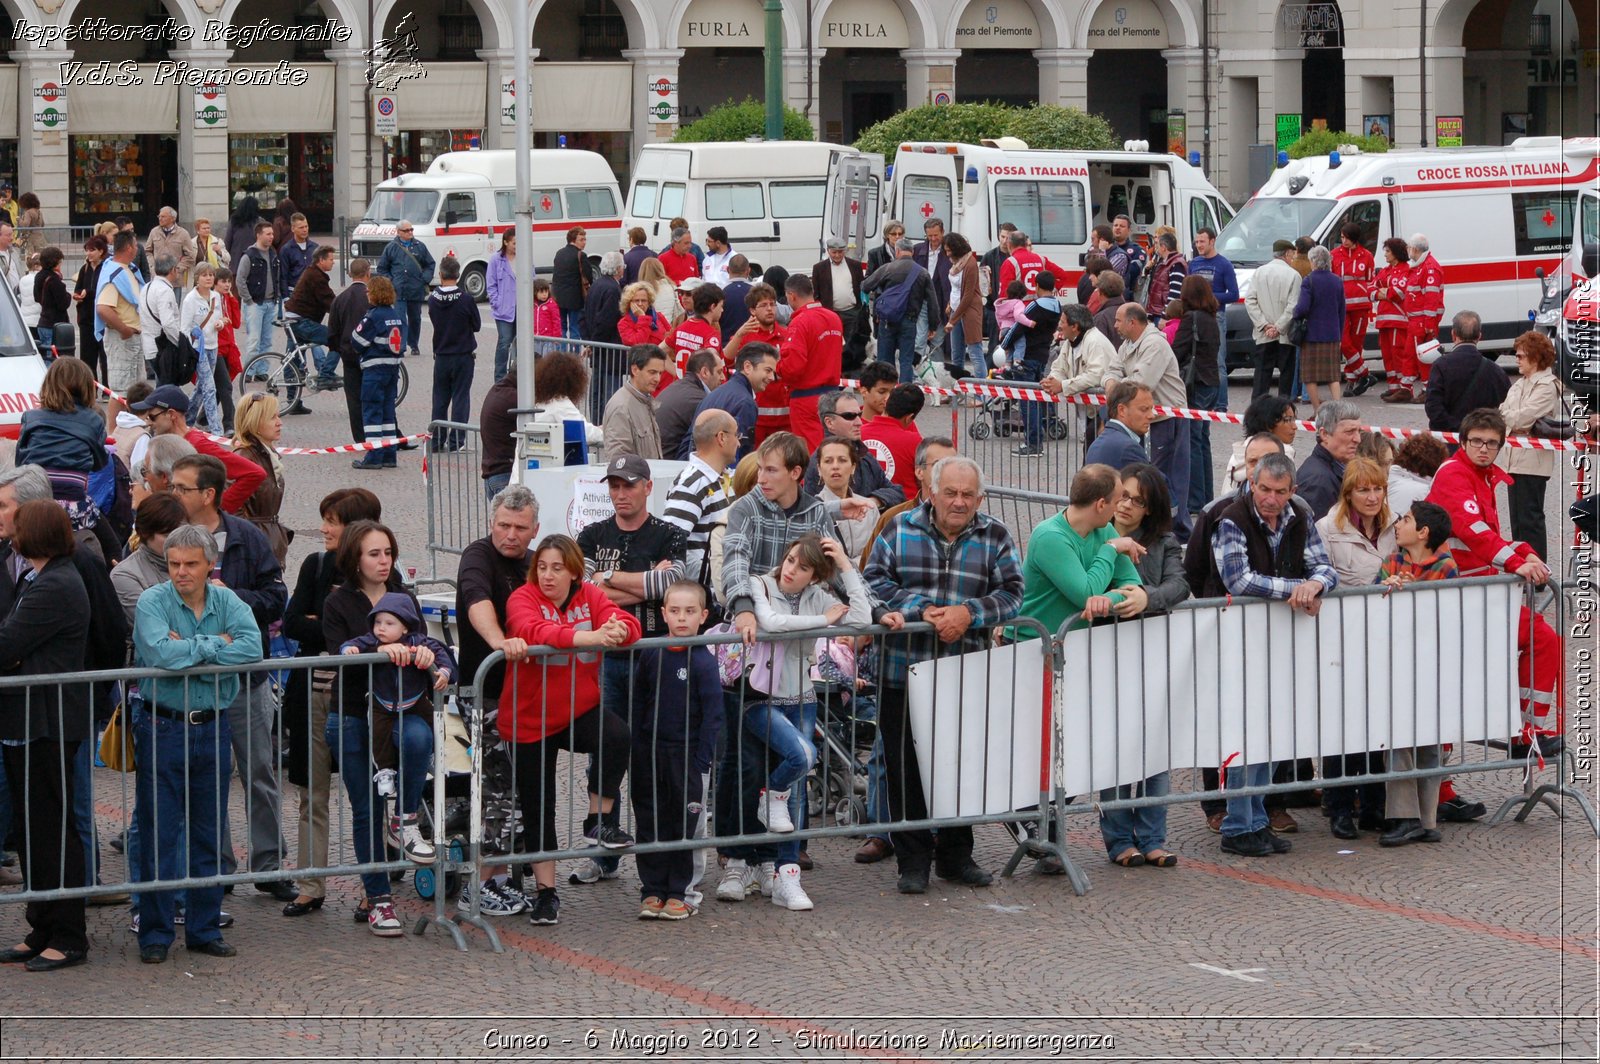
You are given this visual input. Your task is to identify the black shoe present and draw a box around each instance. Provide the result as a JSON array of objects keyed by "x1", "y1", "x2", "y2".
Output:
[
  {"x1": 256, "y1": 880, "x2": 297, "y2": 902},
  {"x1": 896, "y1": 864, "x2": 930, "y2": 894},
  {"x1": 1379, "y1": 818, "x2": 1430, "y2": 847},
  {"x1": 397, "y1": 441, "x2": 419, "y2": 451},
  {"x1": 528, "y1": 887, "x2": 560, "y2": 925},
  {"x1": 285, "y1": 403, "x2": 313, "y2": 415},
  {"x1": 934, "y1": 858, "x2": 993, "y2": 887},
  {"x1": 0, "y1": 946, "x2": 40, "y2": 963},
  {"x1": 351, "y1": 459, "x2": 383, "y2": 470},
  {"x1": 188, "y1": 939, "x2": 236, "y2": 958},
  {"x1": 139, "y1": 944, "x2": 169, "y2": 964},
  {"x1": 1358, "y1": 814, "x2": 1386, "y2": 833},
  {"x1": 1509, "y1": 735, "x2": 1565, "y2": 760},
  {"x1": 1438, "y1": 797, "x2": 1486, "y2": 822},
  {"x1": 282, "y1": 897, "x2": 324, "y2": 917},
  {"x1": 1035, "y1": 855, "x2": 1066, "y2": 876},
  {"x1": 109, "y1": 831, "x2": 126, "y2": 855},
  {"x1": 1329, "y1": 814, "x2": 1359, "y2": 840},
  {"x1": 1258, "y1": 828, "x2": 1292, "y2": 854},
  {"x1": 588, "y1": 824, "x2": 635, "y2": 850},
  {"x1": 24, "y1": 949, "x2": 86, "y2": 972},
  {"x1": 1220, "y1": 831, "x2": 1272, "y2": 857},
  {"x1": 1417, "y1": 828, "x2": 1443, "y2": 843}
]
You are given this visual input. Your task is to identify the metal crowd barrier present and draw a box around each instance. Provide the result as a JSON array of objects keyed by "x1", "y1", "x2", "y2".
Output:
[
  {"x1": 950, "y1": 376, "x2": 1091, "y2": 497},
  {"x1": 534, "y1": 336, "x2": 634, "y2": 423},
  {"x1": 424, "y1": 421, "x2": 487, "y2": 578},
  {"x1": 15, "y1": 224, "x2": 96, "y2": 278}
]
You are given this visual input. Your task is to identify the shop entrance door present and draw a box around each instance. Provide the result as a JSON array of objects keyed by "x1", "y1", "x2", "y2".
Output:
[{"x1": 846, "y1": 85, "x2": 904, "y2": 142}]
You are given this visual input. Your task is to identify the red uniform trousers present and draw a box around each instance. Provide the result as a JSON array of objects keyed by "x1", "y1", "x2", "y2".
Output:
[
  {"x1": 1340, "y1": 311, "x2": 1370, "y2": 382},
  {"x1": 1378, "y1": 327, "x2": 1417, "y2": 386}
]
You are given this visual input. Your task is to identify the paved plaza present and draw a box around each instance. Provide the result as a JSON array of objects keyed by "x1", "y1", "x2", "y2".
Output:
[{"x1": 1, "y1": 312, "x2": 1594, "y2": 1061}]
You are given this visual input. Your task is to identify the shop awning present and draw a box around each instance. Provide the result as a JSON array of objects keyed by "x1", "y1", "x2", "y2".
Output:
[
  {"x1": 394, "y1": 63, "x2": 488, "y2": 130},
  {"x1": 0, "y1": 67, "x2": 15, "y2": 139},
  {"x1": 71, "y1": 65, "x2": 177, "y2": 135},
  {"x1": 531, "y1": 62, "x2": 631, "y2": 132},
  {"x1": 230, "y1": 65, "x2": 335, "y2": 133}
]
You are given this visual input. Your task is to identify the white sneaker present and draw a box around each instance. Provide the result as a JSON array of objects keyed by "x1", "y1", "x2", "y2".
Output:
[
  {"x1": 756, "y1": 788, "x2": 795, "y2": 833},
  {"x1": 401, "y1": 817, "x2": 436, "y2": 864},
  {"x1": 368, "y1": 900, "x2": 403, "y2": 937},
  {"x1": 714, "y1": 859, "x2": 759, "y2": 902},
  {"x1": 758, "y1": 860, "x2": 777, "y2": 897},
  {"x1": 374, "y1": 768, "x2": 397, "y2": 799},
  {"x1": 567, "y1": 858, "x2": 621, "y2": 885},
  {"x1": 466, "y1": 881, "x2": 524, "y2": 917},
  {"x1": 770, "y1": 864, "x2": 814, "y2": 911}
]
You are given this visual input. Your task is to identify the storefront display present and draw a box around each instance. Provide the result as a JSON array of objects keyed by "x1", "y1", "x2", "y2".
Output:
[
  {"x1": 387, "y1": 130, "x2": 484, "y2": 177},
  {"x1": 69, "y1": 135, "x2": 177, "y2": 229},
  {"x1": 297, "y1": 133, "x2": 334, "y2": 230},
  {"x1": 229, "y1": 134, "x2": 289, "y2": 211}
]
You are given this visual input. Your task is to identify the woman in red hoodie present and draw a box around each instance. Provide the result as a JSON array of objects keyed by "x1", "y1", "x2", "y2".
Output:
[
  {"x1": 504, "y1": 534, "x2": 641, "y2": 925},
  {"x1": 616, "y1": 282, "x2": 669, "y2": 347}
]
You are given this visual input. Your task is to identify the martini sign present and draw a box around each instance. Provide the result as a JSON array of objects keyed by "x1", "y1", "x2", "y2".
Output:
[
  {"x1": 193, "y1": 83, "x2": 228, "y2": 129},
  {"x1": 647, "y1": 75, "x2": 678, "y2": 125},
  {"x1": 32, "y1": 80, "x2": 67, "y2": 132}
]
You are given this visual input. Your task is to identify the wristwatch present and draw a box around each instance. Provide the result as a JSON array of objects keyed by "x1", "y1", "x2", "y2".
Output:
[{"x1": 597, "y1": 570, "x2": 615, "y2": 586}]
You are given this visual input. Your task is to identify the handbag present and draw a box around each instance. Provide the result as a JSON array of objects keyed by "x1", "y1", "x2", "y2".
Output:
[
  {"x1": 1181, "y1": 312, "x2": 1201, "y2": 391},
  {"x1": 156, "y1": 332, "x2": 198, "y2": 387},
  {"x1": 1529, "y1": 379, "x2": 1575, "y2": 439},
  {"x1": 99, "y1": 699, "x2": 134, "y2": 772},
  {"x1": 1286, "y1": 315, "x2": 1310, "y2": 348}
]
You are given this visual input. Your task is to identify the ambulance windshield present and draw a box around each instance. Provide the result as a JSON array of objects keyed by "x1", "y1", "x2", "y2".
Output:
[
  {"x1": 1216, "y1": 197, "x2": 1334, "y2": 267},
  {"x1": 0, "y1": 285, "x2": 34, "y2": 358},
  {"x1": 362, "y1": 190, "x2": 441, "y2": 225}
]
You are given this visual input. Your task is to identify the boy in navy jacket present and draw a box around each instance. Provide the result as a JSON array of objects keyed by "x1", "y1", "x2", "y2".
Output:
[
  {"x1": 629, "y1": 581, "x2": 724, "y2": 919},
  {"x1": 427, "y1": 255, "x2": 481, "y2": 450}
]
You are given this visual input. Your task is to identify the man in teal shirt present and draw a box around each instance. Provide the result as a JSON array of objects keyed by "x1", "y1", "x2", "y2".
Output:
[
  {"x1": 131, "y1": 524, "x2": 262, "y2": 964},
  {"x1": 1021, "y1": 463, "x2": 1148, "y2": 634}
]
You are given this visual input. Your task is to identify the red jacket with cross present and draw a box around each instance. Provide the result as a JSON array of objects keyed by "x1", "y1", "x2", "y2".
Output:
[
  {"x1": 1425, "y1": 448, "x2": 1537, "y2": 577},
  {"x1": 1403, "y1": 253, "x2": 1445, "y2": 343}
]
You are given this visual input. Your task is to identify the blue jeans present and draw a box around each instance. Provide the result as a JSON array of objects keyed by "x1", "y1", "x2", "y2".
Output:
[
  {"x1": 290, "y1": 319, "x2": 337, "y2": 380},
  {"x1": 327, "y1": 711, "x2": 426, "y2": 901},
  {"x1": 864, "y1": 732, "x2": 890, "y2": 842},
  {"x1": 356, "y1": 365, "x2": 399, "y2": 466},
  {"x1": 483, "y1": 472, "x2": 510, "y2": 502},
  {"x1": 1011, "y1": 359, "x2": 1047, "y2": 447},
  {"x1": 402, "y1": 301, "x2": 424, "y2": 354},
  {"x1": 242, "y1": 300, "x2": 277, "y2": 365},
  {"x1": 430, "y1": 354, "x2": 475, "y2": 448},
  {"x1": 878, "y1": 316, "x2": 919, "y2": 383},
  {"x1": 715, "y1": 688, "x2": 778, "y2": 864},
  {"x1": 743, "y1": 699, "x2": 815, "y2": 868},
  {"x1": 186, "y1": 343, "x2": 221, "y2": 432},
  {"x1": 1097, "y1": 772, "x2": 1171, "y2": 855},
  {"x1": 1187, "y1": 383, "x2": 1218, "y2": 514},
  {"x1": 1221, "y1": 761, "x2": 1273, "y2": 837},
  {"x1": 1149, "y1": 417, "x2": 1193, "y2": 541},
  {"x1": 70, "y1": 738, "x2": 96, "y2": 886},
  {"x1": 132, "y1": 704, "x2": 231, "y2": 948},
  {"x1": 1214, "y1": 310, "x2": 1229, "y2": 412},
  {"x1": 493, "y1": 318, "x2": 515, "y2": 381},
  {"x1": 949, "y1": 320, "x2": 984, "y2": 378},
  {"x1": 561, "y1": 307, "x2": 583, "y2": 340}
]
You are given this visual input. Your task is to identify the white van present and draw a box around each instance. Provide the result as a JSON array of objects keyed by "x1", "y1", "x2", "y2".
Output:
[
  {"x1": 1216, "y1": 136, "x2": 1600, "y2": 363},
  {"x1": 624, "y1": 142, "x2": 885, "y2": 274},
  {"x1": 0, "y1": 278, "x2": 50, "y2": 439},
  {"x1": 884, "y1": 139, "x2": 1235, "y2": 288},
  {"x1": 350, "y1": 149, "x2": 622, "y2": 301}
]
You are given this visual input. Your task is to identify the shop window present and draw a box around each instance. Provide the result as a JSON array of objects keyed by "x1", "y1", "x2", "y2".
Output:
[
  {"x1": 1511, "y1": 191, "x2": 1576, "y2": 257},
  {"x1": 706, "y1": 183, "x2": 765, "y2": 221},
  {"x1": 769, "y1": 181, "x2": 825, "y2": 218},
  {"x1": 631, "y1": 181, "x2": 658, "y2": 218},
  {"x1": 994, "y1": 181, "x2": 1088, "y2": 247},
  {"x1": 1133, "y1": 185, "x2": 1155, "y2": 225},
  {"x1": 443, "y1": 191, "x2": 477, "y2": 225},
  {"x1": 438, "y1": 0, "x2": 484, "y2": 60},
  {"x1": 566, "y1": 186, "x2": 618, "y2": 219},
  {"x1": 658, "y1": 183, "x2": 686, "y2": 220}
]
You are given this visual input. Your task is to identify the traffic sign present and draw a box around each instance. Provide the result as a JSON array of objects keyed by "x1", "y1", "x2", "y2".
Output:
[{"x1": 373, "y1": 93, "x2": 399, "y2": 136}]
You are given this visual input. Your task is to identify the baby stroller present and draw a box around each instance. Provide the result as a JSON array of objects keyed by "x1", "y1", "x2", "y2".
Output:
[
  {"x1": 806, "y1": 642, "x2": 878, "y2": 827},
  {"x1": 966, "y1": 364, "x2": 1069, "y2": 443},
  {"x1": 410, "y1": 698, "x2": 477, "y2": 904}
]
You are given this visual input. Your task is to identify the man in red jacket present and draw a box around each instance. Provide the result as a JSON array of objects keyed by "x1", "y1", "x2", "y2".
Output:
[
  {"x1": 861, "y1": 383, "x2": 925, "y2": 500},
  {"x1": 132, "y1": 385, "x2": 265, "y2": 513},
  {"x1": 1403, "y1": 233, "x2": 1445, "y2": 387},
  {"x1": 777, "y1": 275, "x2": 843, "y2": 449},
  {"x1": 1330, "y1": 223, "x2": 1376, "y2": 394},
  {"x1": 1427, "y1": 408, "x2": 1564, "y2": 754},
  {"x1": 724, "y1": 282, "x2": 788, "y2": 444},
  {"x1": 998, "y1": 231, "x2": 1067, "y2": 296}
]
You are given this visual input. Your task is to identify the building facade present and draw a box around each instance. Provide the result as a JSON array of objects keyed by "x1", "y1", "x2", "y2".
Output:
[{"x1": 0, "y1": 0, "x2": 1592, "y2": 231}]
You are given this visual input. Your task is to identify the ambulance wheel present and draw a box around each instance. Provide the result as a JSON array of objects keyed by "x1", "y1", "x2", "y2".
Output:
[{"x1": 461, "y1": 264, "x2": 487, "y2": 302}]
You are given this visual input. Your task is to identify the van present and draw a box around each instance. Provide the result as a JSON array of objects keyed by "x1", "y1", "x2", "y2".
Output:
[
  {"x1": 1216, "y1": 136, "x2": 1600, "y2": 365},
  {"x1": 883, "y1": 139, "x2": 1235, "y2": 289},
  {"x1": 624, "y1": 142, "x2": 885, "y2": 274},
  {"x1": 0, "y1": 278, "x2": 50, "y2": 439},
  {"x1": 349, "y1": 149, "x2": 623, "y2": 301},
  {"x1": 1551, "y1": 183, "x2": 1599, "y2": 402}
]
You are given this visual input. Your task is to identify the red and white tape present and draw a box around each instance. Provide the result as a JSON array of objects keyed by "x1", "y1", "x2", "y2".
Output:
[{"x1": 197, "y1": 431, "x2": 431, "y2": 456}]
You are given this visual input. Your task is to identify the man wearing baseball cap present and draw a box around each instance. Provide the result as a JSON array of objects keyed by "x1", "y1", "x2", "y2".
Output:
[{"x1": 132, "y1": 385, "x2": 264, "y2": 513}]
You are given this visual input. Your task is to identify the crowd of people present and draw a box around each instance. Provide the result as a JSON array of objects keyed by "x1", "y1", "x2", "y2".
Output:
[{"x1": 0, "y1": 195, "x2": 1579, "y2": 969}]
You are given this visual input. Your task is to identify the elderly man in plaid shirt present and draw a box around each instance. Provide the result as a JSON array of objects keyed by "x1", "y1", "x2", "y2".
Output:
[
  {"x1": 1208, "y1": 451, "x2": 1339, "y2": 859},
  {"x1": 864, "y1": 454, "x2": 1025, "y2": 895}
]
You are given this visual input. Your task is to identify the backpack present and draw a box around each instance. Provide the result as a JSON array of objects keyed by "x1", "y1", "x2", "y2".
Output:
[{"x1": 873, "y1": 269, "x2": 918, "y2": 325}]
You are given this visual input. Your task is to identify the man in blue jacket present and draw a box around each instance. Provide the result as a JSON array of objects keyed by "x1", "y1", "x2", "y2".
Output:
[
  {"x1": 374, "y1": 222, "x2": 435, "y2": 358},
  {"x1": 1083, "y1": 381, "x2": 1153, "y2": 471},
  {"x1": 690, "y1": 343, "x2": 777, "y2": 460},
  {"x1": 1188, "y1": 227, "x2": 1238, "y2": 412}
]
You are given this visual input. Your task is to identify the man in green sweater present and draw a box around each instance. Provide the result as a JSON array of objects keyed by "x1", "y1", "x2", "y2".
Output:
[{"x1": 1021, "y1": 463, "x2": 1148, "y2": 634}]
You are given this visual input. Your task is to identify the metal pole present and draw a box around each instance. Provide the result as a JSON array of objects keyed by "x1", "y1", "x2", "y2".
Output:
[
  {"x1": 514, "y1": 0, "x2": 535, "y2": 423},
  {"x1": 764, "y1": 0, "x2": 784, "y2": 140}
]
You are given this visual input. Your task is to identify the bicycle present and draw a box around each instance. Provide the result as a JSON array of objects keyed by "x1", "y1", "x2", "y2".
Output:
[{"x1": 238, "y1": 319, "x2": 409, "y2": 410}]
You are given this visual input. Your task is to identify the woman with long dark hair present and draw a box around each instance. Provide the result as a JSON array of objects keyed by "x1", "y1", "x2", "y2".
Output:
[
  {"x1": 1173, "y1": 273, "x2": 1221, "y2": 512},
  {"x1": 72, "y1": 235, "x2": 108, "y2": 381}
]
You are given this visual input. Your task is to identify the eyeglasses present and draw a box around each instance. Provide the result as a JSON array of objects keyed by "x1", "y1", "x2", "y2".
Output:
[
  {"x1": 1463, "y1": 437, "x2": 1503, "y2": 451},
  {"x1": 170, "y1": 484, "x2": 203, "y2": 495},
  {"x1": 397, "y1": 228, "x2": 413, "y2": 234},
  {"x1": 1123, "y1": 495, "x2": 1148, "y2": 509},
  {"x1": 829, "y1": 411, "x2": 861, "y2": 421},
  {"x1": 1278, "y1": 413, "x2": 1297, "y2": 424}
]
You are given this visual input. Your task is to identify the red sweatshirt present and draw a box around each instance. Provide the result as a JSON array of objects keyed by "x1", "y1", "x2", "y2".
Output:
[
  {"x1": 503, "y1": 579, "x2": 642, "y2": 743},
  {"x1": 186, "y1": 428, "x2": 266, "y2": 514},
  {"x1": 861, "y1": 414, "x2": 922, "y2": 499},
  {"x1": 661, "y1": 316, "x2": 722, "y2": 392},
  {"x1": 777, "y1": 302, "x2": 843, "y2": 394}
]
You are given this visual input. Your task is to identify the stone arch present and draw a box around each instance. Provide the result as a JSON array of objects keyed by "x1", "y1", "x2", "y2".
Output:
[
  {"x1": 216, "y1": 0, "x2": 369, "y2": 50},
  {"x1": 664, "y1": 0, "x2": 801, "y2": 50},
  {"x1": 55, "y1": 0, "x2": 207, "y2": 37},
  {"x1": 527, "y1": 0, "x2": 657, "y2": 51},
  {"x1": 1069, "y1": 0, "x2": 1198, "y2": 50},
  {"x1": 810, "y1": 0, "x2": 940, "y2": 51},
  {"x1": 944, "y1": 0, "x2": 1066, "y2": 50},
  {"x1": 372, "y1": 0, "x2": 509, "y2": 53}
]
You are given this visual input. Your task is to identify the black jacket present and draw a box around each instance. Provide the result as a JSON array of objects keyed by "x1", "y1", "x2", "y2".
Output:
[
  {"x1": 322, "y1": 580, "x2": 421, "y2": 717},
  {"x1": 912, "y1": 241, "x2": 951, "y2": 312},
  {"x1": 551, "y1": 243, "x2": 591, "y2": 311},
  {"x1": 583, "y1": 274, "x2": 623, "y2": 345},
  {"x1": 0, "y1": 555, "x2": 91, "y2": 742},
  {"x1": 1295, "y1": 443, "x2": 1346, "y2": 522},
  {"x1": 328, "y1": 280, "x2": 370, "y2": 360},
  {"x1": 811, "y1": 257, "x2": 864, "y2": 311},
  {"x1": 1173, "y1": 309, "x2": 1221, "y2": 389},
  {"x1": 281, "y1": 549, "x2": 342, "y2": 787},
  {"x1": 214, "y1": 512, "x2": 288, "y2": 636},
  {"x1": 1424, "y1": 343, "x2": 1511, "y2": 434},
  {"x1": 867, "y1": 242, "x2": 897, "y2": 275}
]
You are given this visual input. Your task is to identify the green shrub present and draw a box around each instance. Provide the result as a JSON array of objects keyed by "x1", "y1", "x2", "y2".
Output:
[
  {"x1": 1285, "y1": 128, "x2": 1391, "y2": 159},
  {"x1": 672, "y1": 98, "x2": 814, "y2": 143},
  {"x1": 853, "y1": 103, "x2": 1119, "y2": 162}
]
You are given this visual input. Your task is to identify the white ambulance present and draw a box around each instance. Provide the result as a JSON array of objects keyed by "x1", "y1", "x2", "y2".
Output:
[
  {"x1": 883, "y1": 138, "x2": 1235, "y2": 287},
  {"x1": 0, "y1": 279, "x2": 49, "y2": 439},
  {"x1": 1216, "y1": 136, "x2": 1600, "y2": 364},
  {"x1": 624, "y1": 142, "x2": 885, "y2": 274},
  {"x1": 350, "y1": 149, "x2": 623, "y2": 301}
]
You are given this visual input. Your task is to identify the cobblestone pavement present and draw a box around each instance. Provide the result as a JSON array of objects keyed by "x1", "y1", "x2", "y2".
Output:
[{"x1": 0, "y1": 315, "x2": 1593, "y2": 1061}]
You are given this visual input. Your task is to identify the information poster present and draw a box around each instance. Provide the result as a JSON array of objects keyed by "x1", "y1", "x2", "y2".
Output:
[
  {"x1": 1274, "y1": 113, "x2": 1301, "y2": 153},
  {"x1": 1435, "y1": 116, "x2": 1463, "y2": 147},
  {"x1": 1167, "y1": 110, "x2": 1186, "y2": 156}
]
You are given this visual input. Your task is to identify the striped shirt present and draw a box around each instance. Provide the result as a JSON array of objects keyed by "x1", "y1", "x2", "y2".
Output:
[
  {"x1": 1212, "y1": 500, "x2": 1338, "y2": 601},
  {"x1": 661, "y1": 454, "x2": 731, "y2": 588}
]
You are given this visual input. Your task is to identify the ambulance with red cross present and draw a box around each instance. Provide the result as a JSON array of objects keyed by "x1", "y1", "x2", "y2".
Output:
[
  {"x1": 0, "y1": 269, "x2": 50, "y2": 439},
  {"x1": 350, "y1": 149, "x2": 623, "y2": 302},
  {"x1": 883, "y1": 138, "x2": 1234, "y2": 292},
  {"x1": 1217, "y1": 136, "x2": 1600, "y2": 367}
]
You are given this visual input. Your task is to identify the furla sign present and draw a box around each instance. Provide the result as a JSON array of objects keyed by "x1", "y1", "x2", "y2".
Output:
[
  {"x1": 678, "y1": 0, "x2": 762, "y2": 45},
  {"x1": 820, "y1": 0, "x2": 909, "y2": 47}
]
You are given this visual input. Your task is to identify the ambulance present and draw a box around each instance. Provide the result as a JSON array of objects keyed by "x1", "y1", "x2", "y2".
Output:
[
  {"x1": 882, "y1": 138, "x2": 1235, "y2": 288},
  {"x1": 0, "y1": 279, "x2": 50, "y2": 438},
  {"x1": 1553, "y1": 185, "x2": 1599, "y2": 404},
  {"x1": 624, "y1": 141, "x2": 886, "y2": 273},
  {"x1": 1216, "y1": 136, "x2": 1600, "y2": 365},
  {"x1": 349, "y1": 149, "x2": 623, "y2": 301}
]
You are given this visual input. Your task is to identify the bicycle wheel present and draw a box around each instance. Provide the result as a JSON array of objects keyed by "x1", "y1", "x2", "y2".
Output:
[
  {"x1": 395, "y1": 362, "x2": 409, "y2": 404},
  {"x1": 240, "y1": 352, "x2": 303, "y2": 409}
]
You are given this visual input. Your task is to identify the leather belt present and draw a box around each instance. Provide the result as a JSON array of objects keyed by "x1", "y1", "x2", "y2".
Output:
[{"x1": 148, "y1": 705, "x2": 219, "y2": 725}]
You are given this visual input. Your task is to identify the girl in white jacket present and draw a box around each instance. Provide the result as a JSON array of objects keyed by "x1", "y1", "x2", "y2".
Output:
[{"x1": 745, "y1": 534, "x2": 872, "y2": 910}]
